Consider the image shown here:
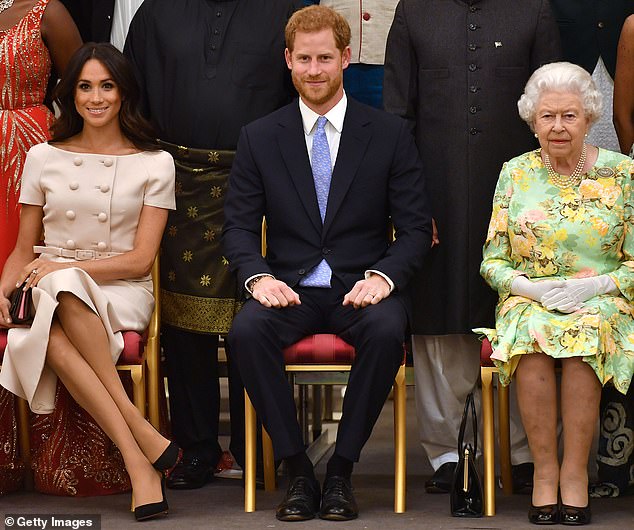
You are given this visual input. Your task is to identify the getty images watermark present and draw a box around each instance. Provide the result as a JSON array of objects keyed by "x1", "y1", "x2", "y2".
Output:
[{"x1": 4, "y1": 515, "x2": 100, "y2": 530}]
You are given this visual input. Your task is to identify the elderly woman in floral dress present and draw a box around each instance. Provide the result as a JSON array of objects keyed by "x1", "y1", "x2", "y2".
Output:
[{"x1": 477, "y1": 61, "x2": 634, "y2": 526}]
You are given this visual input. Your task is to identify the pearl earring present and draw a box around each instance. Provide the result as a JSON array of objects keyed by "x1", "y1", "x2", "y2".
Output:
[{"x1": 534, "y1": 133, "x2": 538, "y2": 138}]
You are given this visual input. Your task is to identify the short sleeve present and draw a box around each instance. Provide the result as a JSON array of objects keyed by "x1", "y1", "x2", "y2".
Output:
[
  {"x1": 18, "y1": 143, "x2": 49, "y2": 207},
  {"x1": 141, "y1": 150, "x2": 176, "y2": 210}
]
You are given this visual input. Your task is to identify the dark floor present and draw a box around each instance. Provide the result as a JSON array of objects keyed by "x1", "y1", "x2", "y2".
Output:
[{"x1": 1, "y1": 389, "x2": 632, "y2": 530}]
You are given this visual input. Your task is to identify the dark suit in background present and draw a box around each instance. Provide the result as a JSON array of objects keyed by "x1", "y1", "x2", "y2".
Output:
[{"x1": 383, "y1": 0, "x2": 561, "y2": 488}]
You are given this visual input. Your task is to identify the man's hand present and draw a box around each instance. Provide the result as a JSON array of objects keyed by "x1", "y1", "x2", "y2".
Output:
[
  {"x1": 431, "y1": 218, "x2": 439, "y2": 247},
  {"x1": 343, "y1": 273, "x2": 391, "y2": 309},
  {"x1": 252, "y1": 276, "x2": 301, "y2": 308}
]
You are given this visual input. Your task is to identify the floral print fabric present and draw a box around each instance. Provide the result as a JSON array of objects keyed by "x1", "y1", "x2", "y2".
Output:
[{"x1": 475, "y1": 148, "x2": 634, "y2": 394}]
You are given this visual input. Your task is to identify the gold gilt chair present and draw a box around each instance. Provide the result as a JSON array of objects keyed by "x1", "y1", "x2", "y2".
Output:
[
  {"x1": 480, "y1": 337, "x2": 513, "y2": 516},
  {"x1": 244, "y1": 219, "x2": 407, "y2": 513}
]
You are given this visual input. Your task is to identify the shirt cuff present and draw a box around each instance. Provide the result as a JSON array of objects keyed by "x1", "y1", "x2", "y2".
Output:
[
  {"x1": 244, "y1": 273, "x2": 275, "y2": 294},
  {"x1": 365, "y1": 270, "x2": 394, "y2": 292}
]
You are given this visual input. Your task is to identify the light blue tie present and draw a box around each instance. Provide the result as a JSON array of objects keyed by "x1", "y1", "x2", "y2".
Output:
[{"x1": 301, "y1": 116, "x2": 332, "y2": 288}]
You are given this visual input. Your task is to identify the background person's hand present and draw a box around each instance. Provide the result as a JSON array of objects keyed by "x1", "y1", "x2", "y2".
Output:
[
  {"x1": 251, "y1": 276, "x2": 301, "y2": 308},
  {"x1": 343, "y1": 273, "x2": 391, "y2": 309}
]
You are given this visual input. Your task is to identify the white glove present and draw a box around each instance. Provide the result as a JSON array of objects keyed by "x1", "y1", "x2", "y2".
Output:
[
  {"x1": 540, "y1": 275, "x2": 618, "y2": 313},
  {"x1": 510, "y1": 276, "x2": 565, "y2": 302}
]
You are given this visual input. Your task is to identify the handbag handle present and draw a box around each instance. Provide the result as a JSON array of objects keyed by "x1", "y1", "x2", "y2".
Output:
[{"x1": 457, "y1": 391, "x2": 477, "y2": 456}]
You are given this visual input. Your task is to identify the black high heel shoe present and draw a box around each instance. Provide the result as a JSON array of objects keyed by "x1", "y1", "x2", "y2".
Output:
[
  {"x1": 152, "y1": 441, "x2": 181, "y2": 473},
  {"x1": 528, "y1": 503, "x2": 560, "y2": 525},
  {"x1": 134, "y1": 474, "x2": 169, "y2": 522},
  {"x1": 560, "y1": 503, "x2": 591, "y2": 526}
]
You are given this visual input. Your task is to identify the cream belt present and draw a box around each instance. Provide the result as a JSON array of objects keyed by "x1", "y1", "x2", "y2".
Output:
[{"x1": 34, "y1": 246, "x2": 123, "y2": 261}]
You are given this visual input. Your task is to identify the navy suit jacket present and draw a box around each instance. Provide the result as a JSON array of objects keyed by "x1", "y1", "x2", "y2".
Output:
[{"x1": 222, "y1": 97, "x2": 432, "y2": 311}]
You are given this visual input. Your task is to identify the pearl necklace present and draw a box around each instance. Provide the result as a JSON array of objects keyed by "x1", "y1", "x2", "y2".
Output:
[
  {"x1": 0, "y1": 0, "x2": 15, "y2": 15},
  {"x1": 543, "y1": 144, "x2": 587, "y2": 189}
]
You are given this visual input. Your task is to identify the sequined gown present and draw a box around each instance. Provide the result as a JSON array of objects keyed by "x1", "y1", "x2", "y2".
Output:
[{"x1": 0, "y1": 0, "x2": 54, "y2": 495}]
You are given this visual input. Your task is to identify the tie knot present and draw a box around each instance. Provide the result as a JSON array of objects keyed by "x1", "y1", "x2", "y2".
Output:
[{"x1": 316, "y1": 116, "x2": 328, "y2": 131}]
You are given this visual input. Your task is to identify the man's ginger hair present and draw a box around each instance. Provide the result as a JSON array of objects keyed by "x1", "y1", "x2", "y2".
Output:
[{"x1": 285, "y1": 5, "x2": 351, "y2": 53}]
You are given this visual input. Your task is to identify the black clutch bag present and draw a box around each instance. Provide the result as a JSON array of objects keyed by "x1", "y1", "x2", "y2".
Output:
[
  {"x1": 9, "y1": 282, "x2": 34, "y2": 325},
  {"x1": 450, "y1": 391, "x2": 483, "y2": 517}
]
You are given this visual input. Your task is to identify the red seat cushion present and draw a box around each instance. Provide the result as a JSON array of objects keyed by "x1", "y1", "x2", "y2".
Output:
[
  {"x1": 283, "y1": 334, "x2": 356, "y2": 364},
  {"x1": 0, "y1": 328, "x2": 145, "y2": 365},
  {"x1": 480, "y1": 338, "x2": 495, "y2": 367},
  {"x1": 117, "y1": 331, "x2": 147, "y2": 364}
]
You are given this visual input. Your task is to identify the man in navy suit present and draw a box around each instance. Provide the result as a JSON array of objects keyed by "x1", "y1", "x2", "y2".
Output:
[{"x1": 222, "y1": 5, "x2": 431, "y2": 521}]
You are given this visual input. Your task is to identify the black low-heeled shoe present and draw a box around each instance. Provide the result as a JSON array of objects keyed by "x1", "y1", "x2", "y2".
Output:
[
  {"x1": 528, "y1": 503, "x2": 560, "y2": 525},
  {"x1": 561, "y1": 503, "x2": 591, "y2": 526},
  {"x1": 134, "y1": 475, "x2": 169, "y2": 522},
  {"x1": 152, "y1": 441, "x2": 181, "y2": 473}
]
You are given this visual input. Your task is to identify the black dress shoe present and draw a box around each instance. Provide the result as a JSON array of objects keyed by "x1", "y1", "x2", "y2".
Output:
[
  {"x1": 528, "y1": 503, "x2": 559, "y2": 525},
  {"x1": 152, "y1": 441, "x2": 181, "y2": 473},
  {"x1": 512, "y1": 463, "x2": 534, "y2": 494},
  {"x1": 425, "y1": 462, "x2": 456, "y2": 494},
  {"x1": 166, "y1": 456, "x2": 214, "y2": 490},
  {"x1": 134, "y1": 474, "x2": 169, "y2": 521},
  {"x1": 319, "y1": 476, "x2": 358, "y2": 521},
  {"x1": 276, "y1": 475, "x2": 321, "y2": 521},
  {"x1": 561, "y1": 503, "x2": 591, "y2": 526}
]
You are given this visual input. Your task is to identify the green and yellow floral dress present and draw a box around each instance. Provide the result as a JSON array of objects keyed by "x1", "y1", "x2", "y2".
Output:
[{"x1": 475, "y1": 148, "x2": 634, "y2": 394}]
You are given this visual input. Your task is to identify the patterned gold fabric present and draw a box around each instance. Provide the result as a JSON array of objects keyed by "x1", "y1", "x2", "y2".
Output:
[{"x1": 158, "y1": 140, "x2": 240, "y2": 333}]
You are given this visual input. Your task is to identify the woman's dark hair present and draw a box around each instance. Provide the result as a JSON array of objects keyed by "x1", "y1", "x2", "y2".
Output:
[{"x1": 50, "y1": 42, "x2": 158, "y2": 151}]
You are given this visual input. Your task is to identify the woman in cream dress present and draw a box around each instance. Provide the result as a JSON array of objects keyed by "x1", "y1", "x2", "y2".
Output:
[{"x1": 0, "y1": 43, "x2": 178, "y2": 521}]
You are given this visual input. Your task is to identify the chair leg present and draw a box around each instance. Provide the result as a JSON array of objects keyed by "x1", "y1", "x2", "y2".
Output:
[
  {"x1": 129, "y1": 366, "x2": 146, "y2": 418},
  {"x1": 481, "y1": 367, "x2": 496, "y2": 516},
  {"x1": 146, "y1": 335, "x2": 160, "y2": 430},
  {"x1": 17, "y1": 397, "x2": 33, "y2": 490},
  {"x1": 498, "y1": 379, "x2": 512, "y2": 495},
  {"x1": 245, "y1": 390, "x2": 257, "y2": 512},
  {"x1": 262, "y1": 426, "x2": 276, "y2": 492},
  {"x1": 393, "y1": 364, "x2": 406, "y2": 513}
]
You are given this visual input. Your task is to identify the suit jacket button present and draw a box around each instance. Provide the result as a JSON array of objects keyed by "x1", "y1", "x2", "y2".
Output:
[{"x1": 298, "y1": 269, "x2": 306, "y2": 275}]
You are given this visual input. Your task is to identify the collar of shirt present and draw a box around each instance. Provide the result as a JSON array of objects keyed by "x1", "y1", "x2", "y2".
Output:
[{"x1": 299, "y1": 92, "x2": 347, "y2": 168}]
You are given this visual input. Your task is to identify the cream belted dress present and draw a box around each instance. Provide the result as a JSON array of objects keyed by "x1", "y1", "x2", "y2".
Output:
[{"x1": 0, "y1": 143, "x2": 175, "y2": 414}]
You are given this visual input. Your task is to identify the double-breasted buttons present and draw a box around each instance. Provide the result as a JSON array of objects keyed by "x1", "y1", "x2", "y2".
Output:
[
  {"x1": 69, "y1": 181, "x2": 79, "y2": 190},
  {"x1": 103, "y1": 158, "x2": 113, "y2": 167},
  {"x1": 97, "y1": 242, "x2": 107, "y2": 251},
  {"x1": 73, "y1": 157, "x2": 82, "y2": 166},
  {"x1": 98, "y1": 212, "x2": 108, "y2": 222},
  {"x1": 66, "y1": 240, "x2": 76, "y2": 249},
  {"x1": 66, "y1": 210, "x2": 76, "y2": 220},
  {"x1": 100, "y1": 184, "x2": 110, "y2": 193}
]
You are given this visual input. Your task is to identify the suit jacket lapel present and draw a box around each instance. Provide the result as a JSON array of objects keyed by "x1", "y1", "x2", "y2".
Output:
[
  {"x1": 277, "y1": 104, "x2": 323, "y2": 234},
  {"x1": 323, "y1": 101, "x2": 371, "y2": 236}
]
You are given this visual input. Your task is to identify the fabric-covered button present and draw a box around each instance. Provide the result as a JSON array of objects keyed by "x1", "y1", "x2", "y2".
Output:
[
  {"x1": 362, "y1": 12, "x2": 371, "y2": 21},
  {"x1": 73, "y1": 157, "x2": 82, "y2": 166},
  {"x1": 66, "y1": 240, "x2": 76, "y2": 249},
  {"x1": 100, "y1": 184, "x2": 110, "y2": 193},
  {"x1": 97, "y1": 241, "x2": 107, "y2": 251},
  {"x1": 69, "y1": 181, "x2": 79, "y2": 190},
  {"x1": 103, "y1": 158, "x2": 113, "y2": 167},
  {"x1": 66, "y1": 210, "x2": 76, "y2": 220},
  {"x1": 98, "y1": 212, "x2": 108, "y2": 222}
]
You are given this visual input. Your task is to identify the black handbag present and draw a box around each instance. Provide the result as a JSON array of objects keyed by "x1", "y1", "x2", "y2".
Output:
[
  {"x1": 9, "y1": 281, "x2": 34, "y2": 325},
  {"x1": 450, "y1": 391, "x2": 483, "y2": 517}
]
